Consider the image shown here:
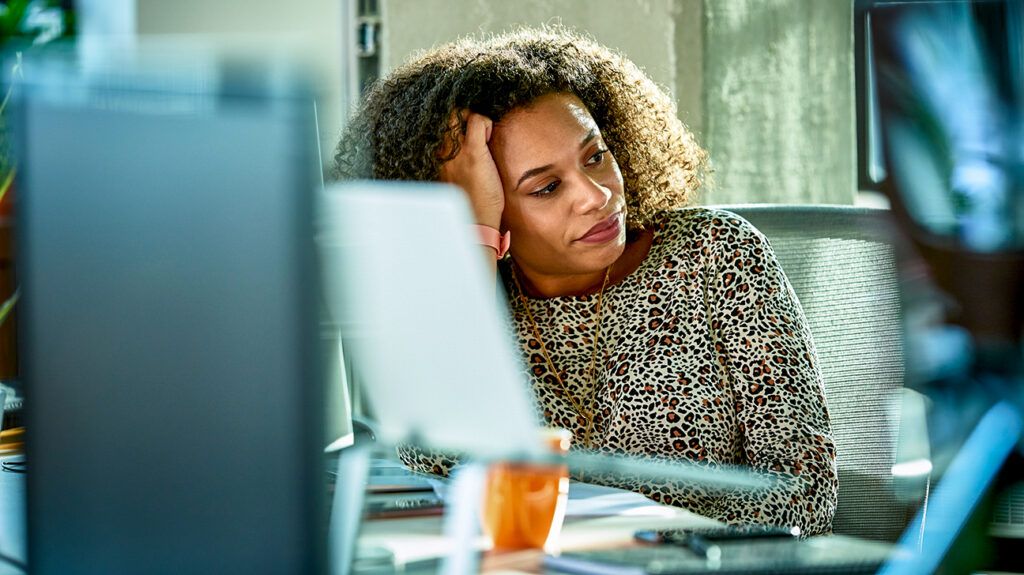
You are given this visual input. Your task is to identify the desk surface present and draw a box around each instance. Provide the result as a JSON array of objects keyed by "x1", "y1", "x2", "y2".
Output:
[
  {"x1": 0, "y1": 455, "x2": 718, "y2": 575},
  {"x1": 356, "y1": 487, "x2": 899, "y2": 574},
  {"x1": 1, "y1": 455, "x2": 896, "y2": 574},
  {"x1": 358, "y1": 482, "x2": 723, "y2": 573}
]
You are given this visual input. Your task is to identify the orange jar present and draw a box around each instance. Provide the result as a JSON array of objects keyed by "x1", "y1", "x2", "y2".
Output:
[{"x1": 482, "y1": 428, "x2": 572, "y2": 551}]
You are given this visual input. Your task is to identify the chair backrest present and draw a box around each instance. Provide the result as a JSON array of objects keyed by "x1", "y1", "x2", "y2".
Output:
[{"x1": 714, "y1": 204, "x2": 910, "y2": 541}]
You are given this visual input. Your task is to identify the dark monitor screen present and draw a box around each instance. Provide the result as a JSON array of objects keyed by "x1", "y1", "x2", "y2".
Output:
[
  {"x1": 857, "y1": 0, "x2": 1024, "y2": 250},
  {"x1": 859, "y1": 5, "x2": 1024, "y2": 572},
  {"x1": 13, "y1": 44, "x2": 324, "y2": 575}
]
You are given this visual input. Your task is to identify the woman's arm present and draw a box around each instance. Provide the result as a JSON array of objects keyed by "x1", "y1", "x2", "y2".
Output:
[
  {"x1": 396, "y1": 443, "x2": 461, "y2": 478},
  {"x1": 702, "y1": 213, "x2": 838, "y2": 535},
  {"x1": 438, "y1": 111, "x2": 505, "y2": 275}
]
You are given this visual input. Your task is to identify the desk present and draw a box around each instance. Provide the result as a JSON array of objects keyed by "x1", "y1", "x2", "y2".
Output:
[
  {"x1": 355, "y1": 481, "x2": 899, "y2": 574},
  {"x1": 1, "y1": 450, "x2": 712, "y2": 575},
  {"x1": 1, "y1": 456, "x2": 896, "y2": 574},
  {"x1": 1, "y1": 458, "x2": 711, "y2": 575}
]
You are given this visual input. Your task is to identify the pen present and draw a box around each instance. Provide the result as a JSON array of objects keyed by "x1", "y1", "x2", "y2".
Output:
[{"x1": 633, "y1": 530, "x2": 661, "y2": 544}]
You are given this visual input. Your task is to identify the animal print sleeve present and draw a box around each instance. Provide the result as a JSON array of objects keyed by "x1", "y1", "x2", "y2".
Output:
[
  {"x1": 395, "y1": 443, "x2": 461, "y2": 478},
  {"x1": 701, "y1": 213, "x2": 838, "y2": 535}
]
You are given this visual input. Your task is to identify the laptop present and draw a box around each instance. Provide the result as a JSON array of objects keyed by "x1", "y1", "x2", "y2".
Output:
[{"x1": 15, "y1": 43, "x2": 325, "y2": 574}]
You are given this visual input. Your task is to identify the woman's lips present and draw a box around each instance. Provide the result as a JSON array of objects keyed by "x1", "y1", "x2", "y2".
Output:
[{"x1": 577, "y1": 212, "x2": 622, "y2": 244}]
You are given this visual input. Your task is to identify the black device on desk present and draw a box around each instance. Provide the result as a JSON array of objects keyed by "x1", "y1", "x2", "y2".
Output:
[
  {"x1": 635, "y1": 525, "x2": 801, "y2": 545},
  {"x1": 633, "y1": 525, "x2": 800, "y2": 561},
  {"x1": 545, "y1": 530, "x2": 895, "y2": 575},
  {"x1": 14, "y1": 44, "x2": 324, "y2": 574}
]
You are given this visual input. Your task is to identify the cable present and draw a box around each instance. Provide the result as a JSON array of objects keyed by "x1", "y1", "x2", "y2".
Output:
[
  {"x1": 1, "y1": 459, "x2": 25, "y2": 473},
  {"x1": 0, "y1": 458, "x2": 26, "y2": 573},
  {"x1": 0, "y1": 552, "x2": 26, "y2": 573}
]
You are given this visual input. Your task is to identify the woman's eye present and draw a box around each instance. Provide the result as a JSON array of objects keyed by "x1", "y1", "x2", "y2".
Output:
[
  {"x1": 531, "y1": 181, "x2": 560, "y2": 196},
  {"x1": 586, "y1": 149, "x2": 608, "y2": 166}
]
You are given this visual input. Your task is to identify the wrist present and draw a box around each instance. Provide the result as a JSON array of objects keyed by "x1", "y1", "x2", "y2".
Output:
[
  {"x1": 471, "y1": 204, "x2": 503, "y2": 229},
  {"x1": 472, "y1": 224, "x2": 510, "y2": 259},
  {"x1": 474, "y1": 216, "x2": 502, "y2": 231}
]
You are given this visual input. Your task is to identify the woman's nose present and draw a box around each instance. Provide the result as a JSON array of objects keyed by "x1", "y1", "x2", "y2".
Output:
[{"x1": 573, "y1": 175, "x2": 611, "y2": 214}]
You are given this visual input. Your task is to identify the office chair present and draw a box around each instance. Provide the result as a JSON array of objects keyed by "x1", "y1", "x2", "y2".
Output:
[{"x1": 714, "y1": 204, "x2": 924, "y2": 542}]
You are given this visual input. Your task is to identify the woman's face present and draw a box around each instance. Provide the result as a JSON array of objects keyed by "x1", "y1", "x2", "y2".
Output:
[{"x1": 491, "y1": 93, "x2": 627, "y2": 280}]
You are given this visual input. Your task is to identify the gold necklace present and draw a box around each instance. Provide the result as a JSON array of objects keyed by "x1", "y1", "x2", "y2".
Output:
[{"x1": 510, "y1": 263, "x2": 611, "y2": 448}]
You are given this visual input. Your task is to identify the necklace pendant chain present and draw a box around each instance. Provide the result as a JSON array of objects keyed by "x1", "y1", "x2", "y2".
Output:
[{"x1": 511, "y1": 263, "x2": 612, "y2": 449}]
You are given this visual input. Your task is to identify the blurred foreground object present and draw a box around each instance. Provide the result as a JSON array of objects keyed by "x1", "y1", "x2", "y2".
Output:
[
  {"x1": 868, "y1": 0, "x2": 1024, "y2": 571},
  {"x1": 0, "y1": 0, "x2": 76, "y2": 386},
  {"x1": 13, "y1": 40, "x2": 324, "y2": 574}
]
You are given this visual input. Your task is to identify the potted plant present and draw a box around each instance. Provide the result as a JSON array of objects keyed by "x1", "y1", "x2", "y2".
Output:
[{"x1": 0, "y1": 0, "x2": 73, "y2": 436}]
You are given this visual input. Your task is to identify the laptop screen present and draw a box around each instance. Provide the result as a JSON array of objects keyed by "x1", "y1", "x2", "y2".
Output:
[{"x1": 319, "y1": 182, "x2": 545, "y2": 460}]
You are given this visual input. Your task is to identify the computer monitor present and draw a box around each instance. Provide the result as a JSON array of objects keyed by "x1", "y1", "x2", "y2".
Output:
[
  {"x1": 865, "y1": 2, "x2": 1024, "y2": 570},
  {"x1": 13, "y1": 42, "x2": 326, "y2": 574}
]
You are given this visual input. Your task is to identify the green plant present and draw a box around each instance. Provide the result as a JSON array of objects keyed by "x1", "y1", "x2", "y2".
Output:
[{"x1": 0, "y1": 1, "x2": 74, "y2": 327}]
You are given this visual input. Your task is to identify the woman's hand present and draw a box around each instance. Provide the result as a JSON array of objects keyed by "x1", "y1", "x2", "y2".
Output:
[{"x1": 439, "y1": 111, "x2": 505, "y2": 229}]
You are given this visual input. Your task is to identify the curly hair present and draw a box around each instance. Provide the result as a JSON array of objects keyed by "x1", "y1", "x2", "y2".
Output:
[{"x1": 333, "y1": 26, "x2": 708, "y2": 229}]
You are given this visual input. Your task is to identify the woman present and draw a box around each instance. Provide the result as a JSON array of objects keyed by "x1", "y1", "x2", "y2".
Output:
[{"x1": 335, "y1": 27, "x2": 838, "y2": 535}]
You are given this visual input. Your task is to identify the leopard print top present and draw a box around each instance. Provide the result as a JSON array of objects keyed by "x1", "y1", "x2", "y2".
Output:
[{"x1": 399, "y1": 208, "x2": 838, "y2": 535}]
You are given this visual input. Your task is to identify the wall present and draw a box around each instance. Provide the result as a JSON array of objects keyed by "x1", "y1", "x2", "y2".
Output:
[
  {"x1": 674, "y1": 0, "x2": 704, "y2": 138},
  {"x1": 702, "y1": 1, "x2": 855, "y2": 204},
  {"x1": 135, "y1": 1, "x2": 857, "y2": 204},
  {"x1": 381, "y1": 0, "x2": 678, "y2": 97},
  {"x1": 135, "y1": 0, "x2": 348, "y2": 168}
]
